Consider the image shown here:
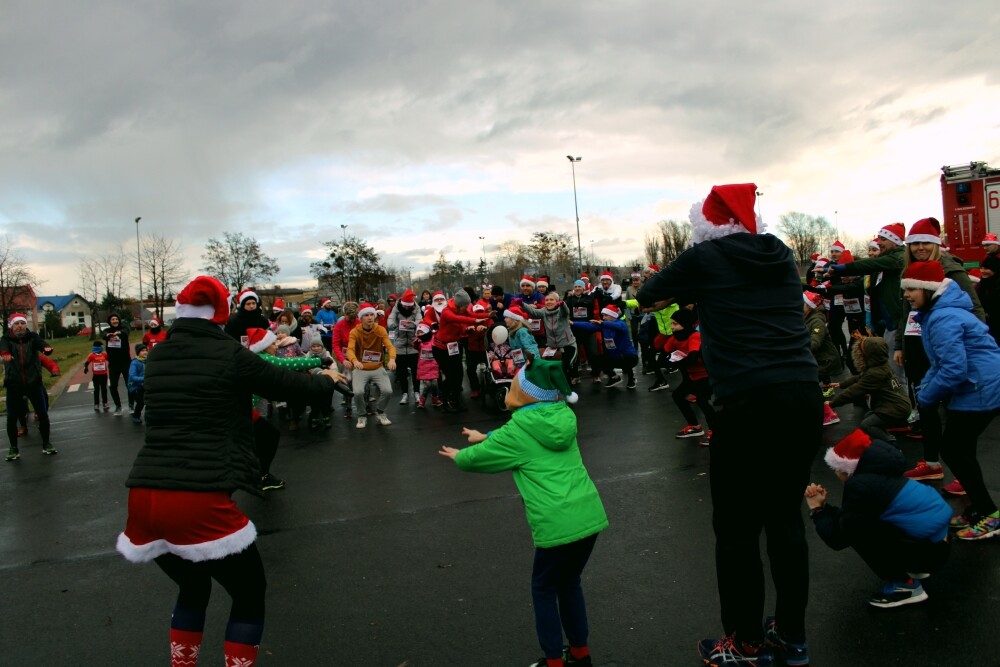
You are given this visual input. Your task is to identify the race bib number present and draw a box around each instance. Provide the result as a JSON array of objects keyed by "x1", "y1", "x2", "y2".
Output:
[
  {"x1": 903, "y1": 311, "x2": 922, "y2": 336},
  {"x1": 399, "y1": 320, "x2": 415, "y2": 331},
  {"x1": 542, "y1": 347, "x2": 557, "y2": 358},
  {"x1": 833, "y1": 294, "x2": 844, "y2": 306},
  {"x1": 388, "y1": 331, "x2": 396, "y2": 340},
  {"x1": 511, "y1": 348, "x2": 525, "y2": 366},
  {"x1": 843, "y1": 297, "x2": 862, "y2": 314},
  {"x1": 240, "y1": 335, "x2": 250, "y2": 348},
  {"x1": 92, "y1": 362, "x2": 106, "y2": 372},
  {"x1": 362, "y1": 350, "x2": 382, "y2": 363},
  {"x1": 107, "y1": 338, "x2": 121, "y2": 349},
  {"x1": 447, "y1": 341, "x2": 461, "y2": 356},
  {"x1": 668, "y1": 351, "x2": 687, "y2": 364},
  {"x1": 573, "y1": 307, "x2": 588, "y2": 319},
  {"x1": 419, "y1": 348, "x2": 434, "y2": 360},
  {"x1": 863, "y1": 295, "x2": 871, "y2": 313},
  {"x1": 528, "y1": 319, "x2": 541, "y2": 332},
  {"x1": 604, "y1": 338, "x2": 617, "y2": 350}
]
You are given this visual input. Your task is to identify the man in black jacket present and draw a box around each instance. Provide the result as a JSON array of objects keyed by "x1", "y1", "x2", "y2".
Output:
[
  {"x1": 116, "y1": 276, "x2": 345, "y2": 667},
  {"x1": 2, "y1": 313, "x2": 57, "y2": 460},
  {"x1": 102, "y1": 313, "x2": 132, "y2": 415},
  {"x1": 637, "y1": 184, "x2": 822, "y2": 667}
]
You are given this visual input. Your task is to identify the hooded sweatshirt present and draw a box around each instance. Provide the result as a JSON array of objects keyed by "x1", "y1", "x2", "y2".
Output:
[
  {"x1": 828, "y1": 336, "x2": 910, "y2": 419},
  {"x1": 454, "y1": 401, "x2": 608, "y2": 547},
  {"x1": 637, "y1": 233, "x2": 817, "y2": 400},
  {"x1": 224, "y1": 304, "x2": 272, "y2": 344}
]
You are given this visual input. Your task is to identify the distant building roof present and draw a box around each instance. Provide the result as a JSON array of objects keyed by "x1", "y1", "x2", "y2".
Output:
[{"x1": 35, "y1": 294, "x2": 85, "y2": 312}]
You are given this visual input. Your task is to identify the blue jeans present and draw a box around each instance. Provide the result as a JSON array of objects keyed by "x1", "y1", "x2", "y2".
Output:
[{"x1": 532, "y1": 533, "x2": 599, "y2": 658}]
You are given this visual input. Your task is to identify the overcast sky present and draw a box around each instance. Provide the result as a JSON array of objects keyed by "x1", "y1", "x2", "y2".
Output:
[{"x1": 3, "y1": 0, "x2": 998, "y2": 296}]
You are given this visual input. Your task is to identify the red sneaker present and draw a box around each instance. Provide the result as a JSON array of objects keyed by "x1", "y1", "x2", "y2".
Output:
[
  {"x1": 675, "y1": 425, "x2": 705, "y2": 439},
  {"x1": 698, "y1": 429, "x2": 712, "y2": 447},
  {"x1": 903, "y1": 461, "x2": 944, "y2": 481},
  {"x1": 16, "y1": 427, "x2": 27, "y2": 437},
  {"x1": 942, "y1": 479, "x2": 966, "y2": 496}
]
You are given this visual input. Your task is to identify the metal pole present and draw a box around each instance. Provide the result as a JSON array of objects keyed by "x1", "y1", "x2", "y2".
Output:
[
  {"x1": 340, "y1": 224, "x2": 349, "y2": 301},
  {"x1": 135, "y1": 217, "x2": 144, "y2": 335},
  {"x1": 567, "y1": 156, "x2": 583, "y2": 274}
]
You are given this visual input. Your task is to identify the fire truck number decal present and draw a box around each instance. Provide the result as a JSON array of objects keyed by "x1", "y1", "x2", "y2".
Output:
[{"x1": 988, "y1": 184, "x2": 1000, "y2": 235}]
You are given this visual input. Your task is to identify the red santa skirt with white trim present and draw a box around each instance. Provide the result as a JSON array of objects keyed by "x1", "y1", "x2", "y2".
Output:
[{"x1": 116, "y1": 488, "x2": 257, "y2": 563}]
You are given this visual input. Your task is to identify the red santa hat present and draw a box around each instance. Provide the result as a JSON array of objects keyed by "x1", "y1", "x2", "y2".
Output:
[
  {"x1": 503, "y1": 305, "x2": 528, "y2": 322},
  {"x1": 472, "y1": 300, "x2": 488, "y2": 313},
  {"x1": 432, "y1": 290, "x2": 446, "y2": 301},
  {"x1": 519, "y1": 275, "x2": 535, "y2": 288},
  {"x1": 904, "y1": 217, "x2": 942, "y2": 245},
  {"x1": 148, "y1": 318, "x2": 160, "y2": 328},
  {"x1": 968, "y1": 268, "x2": 982, "y2": 283},
  {"x1": 830, "y1": 240, "x2": 845, "y2": 253},
  {"x1": 691, "y1": 183, "x2": 761, "y2": 243},
  {"x1": 599, "y1": 270, "x2": 614, "y2": 282},
  {"x1": 810, "y1": 252, "x2": 820, "y2": 261},
  {"x1": 387, "y1": 293, "x2": 398, "y2": 302},
  {"x1": 824, "y1": 428, "x2": 873, "y2": 477},
  {"x1": 8, "y1": 312, "x2": 27, "y2": 326},
  {"x1": 399, "y1": 289, "x2": 416, "y2": 306},
  {"x1": 536, "y1": 276, "x2": 550, "y2": 288},
  {"x1": 358, "y1": 302, "x2": 378, "y2": 318},
  {"x1": 272, "y1": 298, "x2": 285, "y2": 312},
  {"x1": 236, "y1": 289, "x2": 259, "y2": 308},
  {"x1": 803, "y1": 291, "x2": 824, "y2": 309},
  {"x1": 320, "y1": 297, "x2": 331, "y2": 306},
  {"x1": 601, "y1": 304, "x2": 621, "y2": 318},
  {"x1": 416, "y1": 322, "x2": 431, "y2": 336},
  {"x1": 877, "y1": 222, "x2": 906, "y2": 246},
  {"x1": 812, "y1": 257, "x2": 830, "y2": 270},
  {"x1": 175, "y1": 276, "x2": 231, "y2": 326},
  {"x1": 580, "y1": 272, "x2": 590, "y2": 283},
  {"x1": 982, "y1": 233, "x2": 999, "y2": 247},
  {"x1": 868, "y1": 238, "x2": 880, "y2": 250},
  {"x1": 647, "y1": 264, "x2": 660, "y2": 273},
  {"x1": 840, "y1": 250, "x2": 855, "y2": 264},
  {"x1": 245, "y1": 327, "x2": 276, "y2": 354},
  {"x1": 901, "y1": 260, "x2": 950, "y2": 294},
  {"x1": 299, "y1": 304, "x2": 313, "y2": 315}
]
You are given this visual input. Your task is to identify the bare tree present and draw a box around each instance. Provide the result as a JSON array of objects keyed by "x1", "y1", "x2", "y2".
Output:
[
  {"x1": 202, "y1": 232, "x2": 279, "y2": 293},
  {"x1": 138, "y1": 235, "x2": 188, "y2": 320},
  {"x1": 644, "y1": 231, "x2": 662, "y2": 267},
  {"x1": 656, "y1": 219, "x2": 692, "y2": 265},
  {"x1": 98, "y1": 245, "x2": 129, "y2": 303},
  {"x1": 776, "y1": 212, "x2": 836, "y2": 267},
  {"x1": 0, "y1": 235, "x2": 40, "y2": 334}
]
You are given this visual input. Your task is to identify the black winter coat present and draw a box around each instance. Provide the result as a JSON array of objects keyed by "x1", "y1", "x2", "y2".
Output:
[
  {"x1": 0, "y1": 331, "x2": 52, "y2": 388},
  {"x1": 224, "y1": 307, "x2": 272, "y2": 344},
  {"x1": 124, "y1": 318, "x2": 334, "y2": 497},
  {"x1": 102, "y1": 325, "x2": 131, "y2": 367}
]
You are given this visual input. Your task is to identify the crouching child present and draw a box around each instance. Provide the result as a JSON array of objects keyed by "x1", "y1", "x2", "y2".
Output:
[{"x1": 806, "y1": 428, "x2": 951, "y2": 609}]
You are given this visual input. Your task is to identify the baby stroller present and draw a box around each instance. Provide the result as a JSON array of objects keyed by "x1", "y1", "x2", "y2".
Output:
[{"x1": 477, "y1": 324, "x2": 523, "y2": 412}]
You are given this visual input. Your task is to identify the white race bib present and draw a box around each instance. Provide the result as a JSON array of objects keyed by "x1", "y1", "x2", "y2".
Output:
[
  {"x1": 399, "y1": 320, "x2": 415, "y2": 331},
  {"x1": 604, "y1": 338, "x2": 617, "y2": 350},
  {"x1": 833, "y1": 294, "x2": 844, "y2": 306},
  {"x1": 528, "y1": 320, "x2": 541, "y2": 332},
  {"x1": 92, "y1": 362, "x2": 106, "y2": 372},
  {"x1": 843, "y1": 297, "x2": 862, "y2": 314},
  {"x1": 573, "y1": 307, "x2": 588, "y2": 319},
  {"x1": 511, "y1": 348, "x2": 525, "y2": 366},
  {"x1": 362, "y1": 350, "x2": 382, "y2": 363},
  {"x1": 447, "y1": 341, "x2": 461, "y2": 356},
  {"x1": 419, "y1": 349, "x2": 434, "y2": 360},
  {"x1": 542, "y1": 347, "x2": 557, "y2": 358},
  {"x1": 107, "y1": 338, "x2": 121, "y2": 349},
  {"x1": 903, "y1": 311, "x2": 922, "y2": 336}
]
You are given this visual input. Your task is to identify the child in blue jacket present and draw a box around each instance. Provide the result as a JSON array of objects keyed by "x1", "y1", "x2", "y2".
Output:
[
  {"x1": 128, "y1": 344, "x2": 148, "y2": 424},
  {"x1": 570, "y1": 304, "x2": 638, "y2": 389}
]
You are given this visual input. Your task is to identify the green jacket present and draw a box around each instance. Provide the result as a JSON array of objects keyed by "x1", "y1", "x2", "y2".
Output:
[
  {"x1": 454, "y1": 401, "x2": 608, "y2": 548},
  {"x1": 839, "y1": 245, "x2": 905, "y2": 328},
  {"x1": 806, "y1": 309, "x2": 843, "y2": 378},
  {"x1": 624, "y1": 298, "x2": 676, "y2": 336}
]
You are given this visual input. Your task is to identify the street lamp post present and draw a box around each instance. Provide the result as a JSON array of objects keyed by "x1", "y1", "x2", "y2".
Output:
[
  {"x1": 478, "y1": 236, "x2": 486, "y2": 284},
  {"x1": 134, "y1": 217, "x2": 145, "y2": 335},
  {"x1": 567, "y1": 155, "x2": 583, "y2": 274},
  {"x1": 340, "y1": 224, "x2": 349, "y2": 302},
  {"x1": 755, "y1": 191, "x2": 764, "y2": 224}
]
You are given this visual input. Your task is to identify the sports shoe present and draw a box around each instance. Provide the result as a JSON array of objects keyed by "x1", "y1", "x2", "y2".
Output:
[
  {"x1": 641, "y1": 367, "x2": 655, "y2": 375},
  {"x1": 903, "y1": 461, "x2": 944, "y2": 481},
  {"x1": 867, "y1": 579, "x2": 927, "y2": 608},
  {"x1": 676, "y1": 424, "x2": 705, "y2": 439},
  {"x1": 604, "y1": 374, "x2": 622, "y2": 387},
  {"x1": 399, "y1": 394, "x2": 409, "y2": 405},
  {"x1": 686, "y1": 394, "x2": 697, "y2": 403},
  {"x1": 16, "y1": 426, "x2": 27, "y2": 437},
  {"x1": 322, "y1": 417, "x2": 332, "y2": 428},
  {"x1": 103, "y1": 404, "x2": 110, "y2": 412},
  {"x1": 764, "y1": 617, "x2": 809, "y2": 666},
  {"x1": 344, "y1": 408, "x2": 353, "y2": 419},
  {"x1": 942, "y1": 479, "x2": 966, "y2": 496},
  {"x1": 356, "y1": 416, "x2": 367, "y2": 429},
  {"x1": 132, "y1": 416, "x2": 142, "y2": 424},
  {"x1": 948, "y1": 512, "x2": 975, "y2": 531},
  {"x1": 113, "y1": 407, "x2": 123, "y2": 416},
  {"x1": 698, "y1": 635, "x2": 773, "y2": 666},
  {"x1": 42, "y1": 442, "x2": 58, "y2": 455},
  {"x1": 822, "y1": 404, "x2": 840, "y2": 426},
  {"x1": 626, "y1": 376, "x2": 637, "y2": 390},
  {"x1": 563, "y1": 648, "x2": 593, "y2": 665},
  {"x1": 648, "y1": 381, "x2": 669, "y2": 392},
  {"x1": 417, "y1": 396, "x2": 427, "y2": 409},
  {"x1": 821, "y1": 385, "x2": 836, "y2": 399},
  {"x1": 431, "y1": 396, "x2": 443, "y2": 407},
  {"x1": 375, "y1": 412, "x2": 392, "y2": 426},
  {"x1": 699, "y1": 429, "x2": 713, "y2": 447},
  {"x1": 94, "y1": 405, "x2": 100, "y2": 412},
  {"x1": 956, "y1": 513, "x2": 1000, "y2": 541},
  {"x1": 5, "y1": 446, "x2": 19, "y2": 462},
  {"x1": 907, "y1": 408, "x2": 920, "y2": 424},
  {"x1": 260, "y1": 473, "x2": 286, "y2": 491}
]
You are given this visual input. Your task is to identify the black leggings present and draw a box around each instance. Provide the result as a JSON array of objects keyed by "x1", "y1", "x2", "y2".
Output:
[
  {"x1": 109, "y1": 364, "x2": 129, "y2": 409},
  {"x1": 939, "y1": 408, "x2": 1000, "y2": 517},
  {"x1": 432, "y1": 346, "x2": 465, "y2": 404},
  {"x1": 465, "y1": 349, "x2": 487, "y2": 392},
  {"x1": 396, "y1": 353, "x2": 419, "y2": 396},
  {"x1": 253, "y1": 418, "x2": 280, "y2": 476},
  {"x1": 672, "y1": 375, "x2": 715, "y2": 428},
  {"x1": 155, "y1": 544, "x2": 266, "y2": 629},
  {"x1": 6, "y1": 383, "x2": 50, "y2": 447}
]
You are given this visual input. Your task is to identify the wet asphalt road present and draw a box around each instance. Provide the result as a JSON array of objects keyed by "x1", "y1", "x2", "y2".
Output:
[{"x1": 2, "y1": 364, "x2": 998, "y2": 666}]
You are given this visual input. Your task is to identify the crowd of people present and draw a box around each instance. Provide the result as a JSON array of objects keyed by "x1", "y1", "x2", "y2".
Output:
[{"x1": 3, "y1": 187, "x2": 999, "y2": 666}]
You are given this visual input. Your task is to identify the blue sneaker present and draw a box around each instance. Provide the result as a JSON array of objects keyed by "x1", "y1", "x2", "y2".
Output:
[
  {"x1": 867, "y1": 579, "x2": 927, "y2": 608},
  {"x1": 698, "y1": 635, "x2": 773, "y2": 666},
  {"x1": 763, "y1": 617, "x2": 809, "y2": 665}
]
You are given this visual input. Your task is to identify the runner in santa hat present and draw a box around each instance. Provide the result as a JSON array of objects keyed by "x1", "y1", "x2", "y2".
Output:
[
  {"x1": 142, "y1": 318, "x2": 168, "y2": 351},
  {"x1": 637, "y1": 183, "x2": 822, "y2": 665},
  {"x1": 569, "y1": 303, "x2": 638, "y2": 389},
  {"x1": 983, "y1": 232, "x2": 1000, "y2": 256},
  {"x1": 116, "y1": 276, "x2": 345, "y2": 667},
  {"x1": 224, "y1": 288, "x2": 271, "y2": 345},
  {"x1": 518, "y1": 275, "x2": 543, "y2": 306}
]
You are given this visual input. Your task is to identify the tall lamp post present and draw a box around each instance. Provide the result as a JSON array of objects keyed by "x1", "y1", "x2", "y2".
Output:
[
  {"x1": 340, "y1": 224, "x2": 350, "y2": 302},
  {"x1": 567, "y1": 155, "x2": 583, "y2": 274},
  {"x1": 755, "y1": 191, "x2": 764, "y2": 224},
  {"x1": 134, "y1": 217, "x2": 144, "y2": 335},
  {"x1": 478, "y1": 236, "x2": 486, "y2": 284}
]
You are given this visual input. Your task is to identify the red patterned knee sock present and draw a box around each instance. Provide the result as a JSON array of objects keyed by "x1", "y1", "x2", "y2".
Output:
[
  {"x1": 224, "y1": 640, "x2": 259, "y2": 667},
  {"x1": 169, "y1": 628, "x2": 203, "y2": 667}
]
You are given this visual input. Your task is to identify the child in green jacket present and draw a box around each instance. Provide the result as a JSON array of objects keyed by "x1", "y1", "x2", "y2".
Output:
[{"x1": 439, "y1": 359, "x2": 606, "y2": 667}]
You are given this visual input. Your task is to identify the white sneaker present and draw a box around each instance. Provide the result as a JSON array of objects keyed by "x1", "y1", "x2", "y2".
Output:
[
  {"x1": 375, "y1": 413, "x2": 391, "y2": 426},
  {"x1": 399, "y1": 395, "x2": 408, "y2": 405},
  {"x1": 355, "y1": 416, "x2": 367, "y2": 429}
]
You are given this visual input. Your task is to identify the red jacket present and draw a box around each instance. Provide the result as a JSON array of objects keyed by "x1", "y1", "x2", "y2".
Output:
[
  {"x1": 143, "y1": 329, "x2": 169, "y2": 350},
  {"x1": 662, "y1": 331, "x2": 709, "y2": 382},
  {"x1": 332, "y1": 316, "x2": 360, "y2": 363},
  {"x1": 432, "y1": 301, "x2": 484, "y2": 349},
  {"x1": 40, "y1": 354, "x2": 61, "y2": 376}
]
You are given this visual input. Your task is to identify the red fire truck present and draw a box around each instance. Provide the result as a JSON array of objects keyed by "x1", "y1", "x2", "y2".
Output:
[{"x1": 940, "y1": 161, "x2": 1000, "y2": 266}]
